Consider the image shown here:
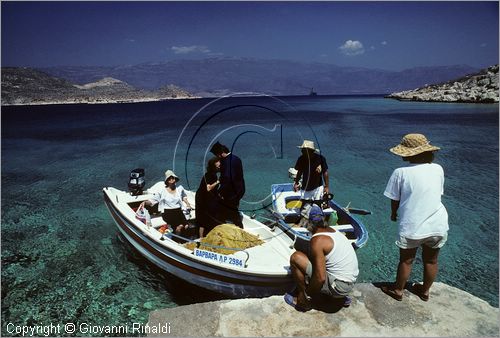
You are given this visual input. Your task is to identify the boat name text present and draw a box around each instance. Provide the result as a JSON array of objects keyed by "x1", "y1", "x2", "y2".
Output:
[{"x1": 194, "y1": 248, "x2": 243, "y2": 267}]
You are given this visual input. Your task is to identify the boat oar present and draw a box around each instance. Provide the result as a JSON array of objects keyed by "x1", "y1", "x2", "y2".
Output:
[
  {"x1": 347, "y1": 207, "x2": 372, "y2": 215},
  {"x1": 344, "y1": 202, "x2": 371, "y2": 215}
]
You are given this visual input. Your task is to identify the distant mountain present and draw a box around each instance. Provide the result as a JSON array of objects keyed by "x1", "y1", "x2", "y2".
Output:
[
  {"x1": 1, "y1": 67, "x2": 193, "y2": 105},
  {"x1": 39, "y1": 58, "x2": 479, "y2": 96},
  {"x1": 386, "y1": 65, "x2": 499, "y2": 103}
]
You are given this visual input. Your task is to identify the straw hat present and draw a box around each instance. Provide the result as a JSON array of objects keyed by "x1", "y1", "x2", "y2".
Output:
[
  {"x1": 390, "y1": 133, "x2": 440, "y2": 157},
  {"x1": 298, "y1": 140, "x2": 318, "y2": 151},
  {"x1": 164, "y1": 170, "x2": 179, "y2": 181}
]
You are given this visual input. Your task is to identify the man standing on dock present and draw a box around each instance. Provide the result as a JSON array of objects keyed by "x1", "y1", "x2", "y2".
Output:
[
  {"x1": 381, "y1": 133, "x2": 448, "y2": 302},
  {"x1": 210, "y1": 141, "x2": 246, "y2": 228}
]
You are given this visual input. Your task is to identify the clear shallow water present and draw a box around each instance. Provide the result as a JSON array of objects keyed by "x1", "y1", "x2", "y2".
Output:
[{"x1": 2, "y1": 96, "x2": 498, "y2": 335}]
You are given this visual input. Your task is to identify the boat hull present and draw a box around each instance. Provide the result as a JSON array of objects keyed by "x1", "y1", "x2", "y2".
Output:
[{"x1": 103, "y1": 189, "x2": 294, "y2": 298}]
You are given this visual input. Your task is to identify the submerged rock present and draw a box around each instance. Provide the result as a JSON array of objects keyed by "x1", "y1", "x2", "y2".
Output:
[{"x1": 148, "y1": 282, "x2": 498, "y2": 337}]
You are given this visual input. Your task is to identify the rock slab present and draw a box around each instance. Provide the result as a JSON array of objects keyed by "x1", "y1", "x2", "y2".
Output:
[{"x1": 147, "y1": 283, "x2": 498, "y2": 337}]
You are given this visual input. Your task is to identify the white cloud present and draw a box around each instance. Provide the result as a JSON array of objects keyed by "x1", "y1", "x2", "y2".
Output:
[
  {"x1": 339, "y1": 40, "x2": 365, "y2": 56},
  {"x1": 381, "y1": 41, "x2": 388, "y2": 45},
  {"x1": 171, "y1": 45, "x2": 211, "y2": 54},
  {"x1": 480, "y1": 43, "x2": 487, "y2": 48}
]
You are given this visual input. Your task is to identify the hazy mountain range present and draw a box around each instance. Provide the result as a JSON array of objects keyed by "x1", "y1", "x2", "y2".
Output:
[
  {"x1": 1, "y1": 58, "x2": 485, "y2": 105},
  {"x1": 39, "y1": 58, "x2": 479, "y2": 96}
]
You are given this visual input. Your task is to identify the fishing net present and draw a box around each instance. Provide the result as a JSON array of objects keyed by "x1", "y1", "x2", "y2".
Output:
[{"x1": 184, "y1": 223, "x2": 264, "y2": 255}]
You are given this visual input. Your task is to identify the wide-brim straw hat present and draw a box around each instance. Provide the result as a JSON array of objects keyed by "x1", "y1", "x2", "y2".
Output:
[
  {"x1": 390, "y1": 133, "x2": 440, "y2": 157},
  {"x1": 164, "y1": 170, "x2": 180, "y2": 182},
  {"x1": 297, "y1": 140, "x2": 318, "y2": 152}
]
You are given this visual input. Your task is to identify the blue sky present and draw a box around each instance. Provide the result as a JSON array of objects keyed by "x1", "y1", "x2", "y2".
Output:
[{"x1": 1, "y1": 1, "x2": 498, "y2": 70}]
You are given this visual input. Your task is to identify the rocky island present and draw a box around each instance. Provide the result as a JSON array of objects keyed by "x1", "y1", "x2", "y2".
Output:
[
  {"x1": 1, "y1": 67, "x2": 194, "y2": 106},
  {"x1": 386, "y1": 65, "x2": 499, "y2": 103}
]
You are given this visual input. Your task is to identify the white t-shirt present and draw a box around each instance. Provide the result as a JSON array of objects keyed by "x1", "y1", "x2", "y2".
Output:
[
  {"x1": 312, "y1": 232, "x2": 359, "y2": 283},
  {"x1": 149, "y1": 185, "x2": 187, "y2": 212},
  {"x1": 384, "y1": 163, "x2": 449, "y2": 239}
]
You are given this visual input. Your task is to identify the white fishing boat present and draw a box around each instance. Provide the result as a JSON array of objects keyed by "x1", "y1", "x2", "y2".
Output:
[{"x1": 103, "y1": 179, "x2": 296, "y2": 298}]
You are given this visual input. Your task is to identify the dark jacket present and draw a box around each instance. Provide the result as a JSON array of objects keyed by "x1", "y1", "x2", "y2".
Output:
[
  {"x1": 219, "y1": 153, "x2": 245, "y2": 203},
  {"x1": 294, "y1": 153, "x2": 328, "y2": 191}
]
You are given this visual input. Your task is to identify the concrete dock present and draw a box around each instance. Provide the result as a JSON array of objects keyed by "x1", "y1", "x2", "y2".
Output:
[{"x1": 147, "y1": 282, "x2": 499, "y2": 336}]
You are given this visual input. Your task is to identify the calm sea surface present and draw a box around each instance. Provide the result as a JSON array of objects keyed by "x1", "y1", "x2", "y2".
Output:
[{"x1": 2, "y1": 95, "x2": 498, "y2": 335}]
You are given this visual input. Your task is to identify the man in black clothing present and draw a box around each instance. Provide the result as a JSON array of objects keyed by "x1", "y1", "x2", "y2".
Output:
[
  {"x1": 293, "y1": 140, "x2": 329, "y2": 201},
  {"x1": 210, "y1": 141, "x2": 245, "y2": 228}
]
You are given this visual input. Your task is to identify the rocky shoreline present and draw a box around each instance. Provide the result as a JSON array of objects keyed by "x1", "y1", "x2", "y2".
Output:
[
  {"x1": 1, "y1": 68, "x2": 196, "y2": 106},
  {"x1": 1, "y1": 95, "x2": 198, "y2": 107},
  {"x1": 386, "y1": 65, "x2": 499, "y2": 103},
  {"x1": 147, "y1": 282, "x2": 499, "y2": 337}
]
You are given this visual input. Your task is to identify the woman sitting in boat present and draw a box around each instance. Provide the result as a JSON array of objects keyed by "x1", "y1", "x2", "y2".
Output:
[
  {"x1": 141, "y1": 170, "x2": 192, "y2": 238},
  {"x1": 195, "y1": 157, "x2": 221, "y2": 238}
]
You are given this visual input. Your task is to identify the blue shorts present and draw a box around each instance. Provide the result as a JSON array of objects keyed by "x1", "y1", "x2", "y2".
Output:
[{"x1": 396, "y1": 233, "x2": 448, "y2": 249}]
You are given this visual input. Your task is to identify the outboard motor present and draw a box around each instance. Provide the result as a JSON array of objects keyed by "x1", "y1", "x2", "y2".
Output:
[{"x1": 128, "y1": 168, "x2": 145, "y2": 195}]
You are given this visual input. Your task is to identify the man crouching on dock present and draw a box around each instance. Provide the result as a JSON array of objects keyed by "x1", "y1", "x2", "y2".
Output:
[{"x1": 285, "y1": 205, "x2": 359, "y2": 311}]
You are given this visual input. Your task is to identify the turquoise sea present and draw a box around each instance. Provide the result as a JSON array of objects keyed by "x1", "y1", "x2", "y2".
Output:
[{"x1": 2, "y1": 95, "x2": 498, "y2": 336}]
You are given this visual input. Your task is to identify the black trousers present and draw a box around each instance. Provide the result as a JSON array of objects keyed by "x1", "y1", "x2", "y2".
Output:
[{"x1": 217, "y1": 199, "x2": 243, "y2": 228}]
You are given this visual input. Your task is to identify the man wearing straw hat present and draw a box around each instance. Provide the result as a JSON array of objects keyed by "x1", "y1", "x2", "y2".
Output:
[
  {"x1": 293, "y1": 140, "x2": 329, "y2": 202},
  {"x1": 381, "y1": 133, "x2": 449, "y2": 302}
]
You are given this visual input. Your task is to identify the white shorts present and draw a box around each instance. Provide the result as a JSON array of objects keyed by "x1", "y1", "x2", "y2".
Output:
[
  {"x1": 301, "y1": 186, "x2": 324, "y2": 201},
  {"x1": 396, "y1": 233, "x2": 448, "y2": 249}
]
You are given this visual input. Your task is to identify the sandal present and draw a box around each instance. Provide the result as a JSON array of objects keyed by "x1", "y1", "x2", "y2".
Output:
[
  {"x1": 412, "y1": 283, "x2": 429, "y2": 301},
  {"x1": 284, "y1": 293, "x2": 311, "y2": 312},
  {"x1": 381, "y1": 286, "x2": 403, "y2": 301},
  {"x1": 343, "y1": 296, "x2": 352, "y2": 308}
]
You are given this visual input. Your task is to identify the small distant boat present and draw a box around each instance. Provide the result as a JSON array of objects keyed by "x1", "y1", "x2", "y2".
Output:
[
  {"x1": 309, "y1": 88, "x2": 318, "y2": 96},
  {"x1": 271, "y1": 183, "x2": 369, "y2": 250},
  {"x1": 103, "y1": 179, "x2": 296, "y2": 298}
]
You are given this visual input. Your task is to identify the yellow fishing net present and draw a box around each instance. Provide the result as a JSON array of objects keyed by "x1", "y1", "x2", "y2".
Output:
[{"x1": 184, "y1": 223, "x2": 264, "y2": 255}]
